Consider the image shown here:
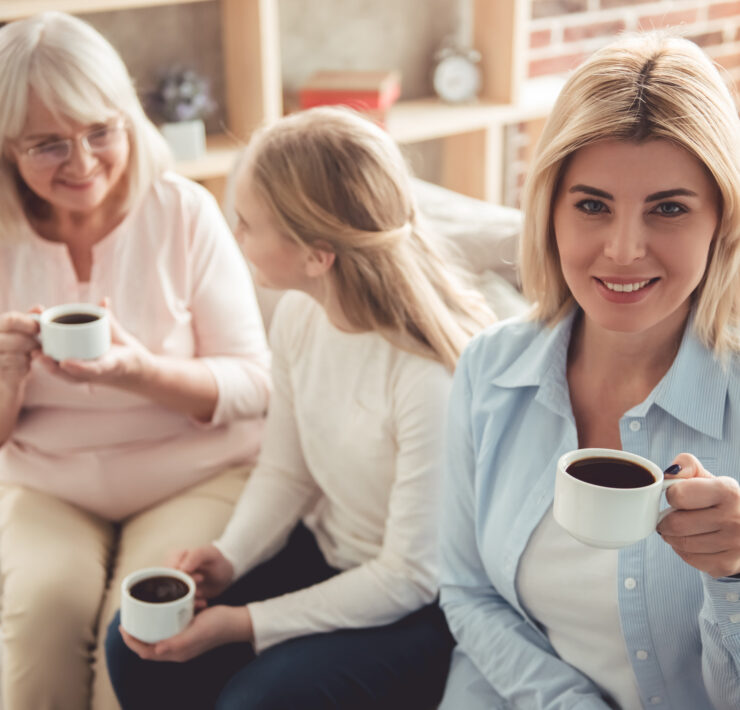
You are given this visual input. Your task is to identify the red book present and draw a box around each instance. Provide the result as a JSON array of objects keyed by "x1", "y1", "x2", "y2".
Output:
[{"x1": 299, "y1": 70, "x2": 401, "y2": 111}]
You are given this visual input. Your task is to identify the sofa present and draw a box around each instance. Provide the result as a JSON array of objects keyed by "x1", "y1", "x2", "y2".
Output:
[{"x1": 0, "y1": 176, "x2": 528, "y2": 710}]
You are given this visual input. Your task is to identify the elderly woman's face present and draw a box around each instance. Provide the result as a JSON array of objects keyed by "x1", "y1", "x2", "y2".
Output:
[
  {"x1": 552, "y1": 138, "x2": 719, "y2": 339},
  {"x1": 10, "y1": 91, "x2": 129, "y2": 217}
]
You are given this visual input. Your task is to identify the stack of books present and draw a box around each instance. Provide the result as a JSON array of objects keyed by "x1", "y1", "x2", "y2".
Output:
[{"x1": 299, "y1": 70, "x2": 402, "y2": 127}]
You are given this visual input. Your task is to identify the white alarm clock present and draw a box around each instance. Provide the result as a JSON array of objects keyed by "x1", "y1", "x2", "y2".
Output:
[{"x1": 432, "y1": 47, "x2": 482, "y2": 104}]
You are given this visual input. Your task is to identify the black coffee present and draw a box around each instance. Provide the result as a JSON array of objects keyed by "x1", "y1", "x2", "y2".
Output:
[
  {"x1": 51, "y1": 313, "x2": 100, "y2": 325},
  {"x1": 129, "y1": 575, "x2": 189, "y2": 603},
  {"x1": 566, "y1": 457, "x2": 655, "y2": 489}
]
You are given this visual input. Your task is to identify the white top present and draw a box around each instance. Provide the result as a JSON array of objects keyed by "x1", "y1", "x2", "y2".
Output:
[
  {"x1": 215, "y1": 291, "x2": 452, "y2": 652},
  {"x1": 517, "y1": 506, "x2": 643, "y2": 710},
  {"x1": 0, "y1": 173, "x2": 271, "y2": 520}
]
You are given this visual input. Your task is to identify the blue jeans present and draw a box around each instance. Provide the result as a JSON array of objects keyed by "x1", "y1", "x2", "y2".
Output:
[{"x1": 105, "y1": 523, "x2": 453, "y2": 709}]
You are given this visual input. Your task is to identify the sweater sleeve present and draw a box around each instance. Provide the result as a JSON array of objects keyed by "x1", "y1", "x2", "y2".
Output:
[
  {"x1": 213, "y1": 295, "x2": 322, "y2": 575},
  {"x1": 185, "y1": 184, "x2": 271, "y2": 426},
  {"x1": 245, "y1": 358, "x2": 451, "y2": 652}
]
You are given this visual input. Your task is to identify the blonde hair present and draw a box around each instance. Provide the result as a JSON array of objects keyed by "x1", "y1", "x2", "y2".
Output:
[
  {"x1": 520, "y1": 31, "x2": 740, "y2": 353},
  {"x1": 243, "y1": 107, "x2": 494, "y2": 371},
  {"x1": 0, "y1": 12, "x2": 171, "y2": 235}
]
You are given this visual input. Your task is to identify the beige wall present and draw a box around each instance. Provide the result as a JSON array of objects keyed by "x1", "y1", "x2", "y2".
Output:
[{"x1": 84, "y1": 1, "x2": 460, "y2": 139}]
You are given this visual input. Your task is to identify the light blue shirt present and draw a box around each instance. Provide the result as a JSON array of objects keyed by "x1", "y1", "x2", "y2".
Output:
[{"x1": 439, "y1": 310, "x2": 740, "y2": 710}]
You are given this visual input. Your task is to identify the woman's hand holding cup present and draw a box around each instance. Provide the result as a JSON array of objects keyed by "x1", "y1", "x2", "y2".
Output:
[
  {"x1": 657, "y1": 453, "x2": 740, "y2": 579},
  {"x1": 0, "y1": 309, "x2": 42, "y2": 390},
  {"x1": 167, "y1": 544, "x2": 235, "y2": 607},
  {"x1": 38, "y1": 298, "x2": 153, "y2": 389}
]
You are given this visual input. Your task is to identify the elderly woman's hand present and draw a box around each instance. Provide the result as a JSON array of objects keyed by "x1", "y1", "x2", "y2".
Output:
[
  {"x1": 657, "y1": 453, "x2": 740, "y2": 578},
  {"x1": 36, "y1": 299, "x2": 154, "y2": 389},
  {"x1": 0, "y1": 309, "x2": 42, "y2": 390}
]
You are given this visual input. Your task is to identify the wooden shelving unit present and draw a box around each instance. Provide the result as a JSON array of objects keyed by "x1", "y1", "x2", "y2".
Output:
[
  {"x1": 0, "y1": 0, "x2": 206, "y2": 16},
  {"x1": 1, "y1": 0, "x2": 545, "y2": 205},
  {"x1": 388, "y1": 72, "x2": 562, "y2": 203}
]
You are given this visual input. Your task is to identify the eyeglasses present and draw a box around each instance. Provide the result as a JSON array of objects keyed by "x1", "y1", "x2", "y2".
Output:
[{"x1": 17, "y1": 121, "x2": 127, "y2": 169}]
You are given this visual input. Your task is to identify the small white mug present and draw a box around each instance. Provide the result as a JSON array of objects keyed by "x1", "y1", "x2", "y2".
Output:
[
  {"x1": 554, "y1": 448, "x2": 678, "y2": 549},
  {"x1": 34, "y1": 303, "x2": 110, "y2": 361},
  {"x1": 120, "y1": 567, "x2": 195, "y2": 644}
]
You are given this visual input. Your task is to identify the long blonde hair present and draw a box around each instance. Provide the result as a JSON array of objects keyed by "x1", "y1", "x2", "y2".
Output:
[
  {"x1": 244, "y1": 107, "x2": 494, "y2": 371},
  {"x1": 520, "y1": 31, "x2": 740, "y2": 353}
]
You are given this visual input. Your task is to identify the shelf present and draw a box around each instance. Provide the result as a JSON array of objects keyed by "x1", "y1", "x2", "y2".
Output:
[
  {"x1": 387, "y1": 76, "x2": 565, "y2": 145},
  {"x1": 0, "y1": 0, "x2": 209, "y2": 19},
  {"x1": 174, "y1": 133, "x2": 242, "y2": 181}
]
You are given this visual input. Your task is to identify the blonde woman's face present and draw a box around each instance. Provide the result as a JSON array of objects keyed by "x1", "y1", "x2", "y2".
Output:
[
  {"x1": 10, "y1": 92, "x2": 129, "y2": 218},
  {"x1": 233, "y1": 169, "x2": 313, "y2": 291},
  {"x1": 552, "y1": 138, "x2": 718, "y2": 340}
]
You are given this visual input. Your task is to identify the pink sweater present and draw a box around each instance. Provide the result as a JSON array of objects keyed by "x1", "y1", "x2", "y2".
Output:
[{"x1": 0, "y1": 173, "x2": 270, "y2": 520}]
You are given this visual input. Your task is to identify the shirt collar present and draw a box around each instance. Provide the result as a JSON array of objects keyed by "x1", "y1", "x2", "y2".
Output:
[
  {"x1": 491, "y1": 308, "x2": 729, "y2": 440},
  {"x1": 491, "y1": 310, "x2": 576, "y2": 397},
  {"x1": 631, "y1": 312, "x2": 728, "y2": 440}
]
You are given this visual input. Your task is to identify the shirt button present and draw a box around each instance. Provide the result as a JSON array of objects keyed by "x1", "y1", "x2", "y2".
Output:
[
  {"x1": 624, "y1": 577, "x2": 637, "y2": 590},
  {"x1": 726, "y1": 592, "x2": 739, "y2": 602},
  {"x1": 629, "y1": 420, "x2": 641, "y2": 432},
  {"x1": 649, "y1": 697, "x2": 662, "y2": 705},
  {"x1": 636, "y1": 650, "x2": 649, "y2": 660},
  {"x1": 729, "y1": 613, "x2": 740, "y2": 623}
]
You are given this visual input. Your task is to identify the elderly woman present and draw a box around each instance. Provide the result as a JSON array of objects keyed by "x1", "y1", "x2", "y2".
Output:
[
  {"x1": 439, "y1": 32, "x2": 740, "y2": 710},
  {"x1": 0, "y1": 12, "x2": 270, "y2": 710}
]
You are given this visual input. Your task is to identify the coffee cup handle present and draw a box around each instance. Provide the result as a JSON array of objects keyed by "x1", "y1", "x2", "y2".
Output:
[{"x1": 657, "y1": 478, "x2": 682, "y2": 524}]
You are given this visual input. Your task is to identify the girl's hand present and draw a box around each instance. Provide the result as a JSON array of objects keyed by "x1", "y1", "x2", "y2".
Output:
[
  {"x1": 37, "y1": 298, "x2": 154, "y2": 389},
  {"x1": 657, "y1": 453, "x2": 740, "y2": 578},
  {"x1": 0, "y1": 309, "x2": 42, "y2": 389},
  {"x1": 119, "y1": 604, "x2": 252, "y2": 663},
  {"x1": 167, "y1": 544, "x2": 235, "y2": 605}
]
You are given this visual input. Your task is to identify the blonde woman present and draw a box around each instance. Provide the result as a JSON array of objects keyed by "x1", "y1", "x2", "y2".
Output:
[
  {"x1": 0, "y1": 12, "x2": 270, "y2": 710},
  {"x1": 106, "y1": 106, "x2": 494, "y2": 709},
  {"x1": 439, "y1": 32, "x2": 740, "y2": 710}
]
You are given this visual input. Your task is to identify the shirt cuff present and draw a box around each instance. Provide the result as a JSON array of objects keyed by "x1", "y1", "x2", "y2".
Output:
[{"x1": 702, "y1": 572, "x2": 740, "y2": 638}]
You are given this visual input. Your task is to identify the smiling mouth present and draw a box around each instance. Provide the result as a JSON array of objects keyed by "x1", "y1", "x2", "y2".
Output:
[{"x1": 598, "y1": 278, "x2": 658, "y2": 293}]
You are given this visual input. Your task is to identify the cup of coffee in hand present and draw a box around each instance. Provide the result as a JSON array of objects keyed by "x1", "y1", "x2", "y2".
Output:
[
  {"x1": 554, "y1": 448, "x2": 678, "y2": 549},
  {"x1": 120, "y1": 567, "x2": 195, "y2": 643},
  {"x1": 35, "y1": 303, "x2": 110, "y2": 361}
]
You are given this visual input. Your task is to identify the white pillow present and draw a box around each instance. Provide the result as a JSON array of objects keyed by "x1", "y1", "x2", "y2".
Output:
[{"x1": 412, "y1": 178, "x2": 522, "y2": 288}]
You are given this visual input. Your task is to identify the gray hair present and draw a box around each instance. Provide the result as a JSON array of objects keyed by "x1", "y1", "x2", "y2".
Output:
[{"x1": 0, "y1": 12, "x2": 171, "y2": 236}]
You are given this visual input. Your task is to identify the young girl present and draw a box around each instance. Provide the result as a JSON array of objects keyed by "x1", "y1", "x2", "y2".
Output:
[
  {"x1": 105, "y1": 106, "x2": 494, "y2": 709},
  {"x1": 438, "y1": 32, "x2": 740, "y2": 710}
]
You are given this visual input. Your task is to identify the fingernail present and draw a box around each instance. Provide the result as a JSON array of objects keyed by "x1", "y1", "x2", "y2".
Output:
[{"x1": 663, "y1": 464, "x2": 681, "y2": 476}]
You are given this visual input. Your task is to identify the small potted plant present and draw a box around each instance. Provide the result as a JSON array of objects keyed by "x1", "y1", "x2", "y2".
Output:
[{"x1": 149, "y1": 66, "x2": 216, "y2": 161}]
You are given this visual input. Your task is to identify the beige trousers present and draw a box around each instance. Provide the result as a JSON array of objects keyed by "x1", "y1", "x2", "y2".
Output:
[{"x1": 0, "y1": 464, "x2": 250, "y2": 710}]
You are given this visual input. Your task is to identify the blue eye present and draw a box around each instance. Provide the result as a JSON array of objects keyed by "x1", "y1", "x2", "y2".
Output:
[
  {"x1": 653, "y1": 202, "x2": 687, "y2": 216},
  {"x1": 575, "y1": 199, "x2": 608, "y2": 214}
]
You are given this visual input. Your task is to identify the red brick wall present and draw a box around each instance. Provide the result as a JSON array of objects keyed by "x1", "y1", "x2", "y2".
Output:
[
  {"x1": 528, "y1": 0, "x2": 740, "y2": 87},
  {"x1": 504, "y1": 0, "x2": 740, "y2": 207}
]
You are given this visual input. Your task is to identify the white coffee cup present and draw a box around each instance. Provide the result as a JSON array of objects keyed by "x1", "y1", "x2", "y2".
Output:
[
  {"x1": 34, "y1": 303, "x2": 110, "y2": 361},
  {"x1": 553, "y1": 448, "x2": 679, "y2": 549},
  {"x1": 120, "y1": 567, "x2": 195, "y2": 644}
]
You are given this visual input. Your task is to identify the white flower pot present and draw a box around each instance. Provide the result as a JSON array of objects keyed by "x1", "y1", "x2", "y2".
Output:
[{"x1": 161, "y1": 119, "x2": 206, "y2": 161}]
